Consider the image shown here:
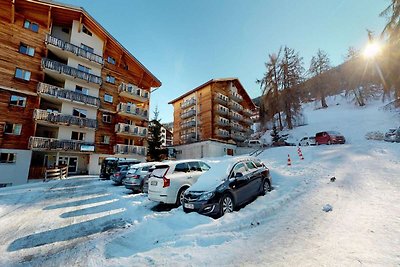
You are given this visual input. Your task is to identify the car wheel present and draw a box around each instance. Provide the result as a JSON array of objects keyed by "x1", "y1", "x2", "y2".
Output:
[
  {"x1": 220, "y1": 194, "x2": 234, "y2": 216},
  {"x1": 306, "y1": 142, "x2": 309, "y2": 146},
  {"x1": 327, "y1": 140, "x2": 331, "y2": 145},
  {"x1": 139, "y1": 181, "x2": 145, "y2": 193},
  {"x1": 260, "y1": 179, "x2": 270, "y2": 196},
  {"x1": 176, "y1": 187, "x2": 188, "y2": 206}
]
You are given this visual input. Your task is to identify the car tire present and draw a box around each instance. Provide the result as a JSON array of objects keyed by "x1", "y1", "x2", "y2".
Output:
[
  {"x1": 176, "y1": 186, "x2": 188, "y2": 206},
  {"x1": 306, "y1": 142, "x2": 309, "y2": 146},
  {"x1": 327, "y1": 140, "x2": 331, "y2": 145},
  {"x1": 260, "y1": 179, "x2": 270, "y2": 196},
  {"x1": 220, "y1": 194, "x2": 234, "y2": 216}
]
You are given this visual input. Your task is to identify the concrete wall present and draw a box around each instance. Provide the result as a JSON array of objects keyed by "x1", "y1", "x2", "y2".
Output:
[
  {"x1": 51, "y1": 25, "x2": 71, "y2": 43},
  {"x1": 0, "y1": 149, "x2": 32, "y2": 186},
  {"x1": 61, "y1": 101, "x2": 97, "y2": 119},
  {"x1": 64, "y1": 79, "x2": 99, "y2": 98},
  {"x1": 174, "y1": 141, "x2": 237, "y2": 160},
  {"x1": 70, "y1": 21, "x2": 104, "y2": 57},
  {"x1": 57, "y1": 125, "x2": 95, "y2": 143}
]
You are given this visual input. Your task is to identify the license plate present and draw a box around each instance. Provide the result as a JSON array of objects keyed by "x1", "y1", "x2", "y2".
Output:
[
  {"x1": 184, "y1": 203, "x2": 194, "y2": 209},
  {"x1": 150, "y1": 181, "x2": 157, "y2": 186}
]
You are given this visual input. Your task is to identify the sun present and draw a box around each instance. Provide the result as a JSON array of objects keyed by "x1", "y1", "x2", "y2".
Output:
[{"x1": 363, "y1": 42, "x2": 381, "y2": 59}]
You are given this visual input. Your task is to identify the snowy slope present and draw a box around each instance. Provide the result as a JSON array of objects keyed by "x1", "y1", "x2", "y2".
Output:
[{"x1": 0, "y1": 97, "x2": 399, "y2": 266}]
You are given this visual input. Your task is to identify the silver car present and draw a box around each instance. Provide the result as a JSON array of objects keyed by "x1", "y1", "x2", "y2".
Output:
[
  {"x1": 384, "y1": 128, "x2": 400, "y2": 142},
  {"x1": 123, "y1": 162, "x2": 157, "y2": 193}
]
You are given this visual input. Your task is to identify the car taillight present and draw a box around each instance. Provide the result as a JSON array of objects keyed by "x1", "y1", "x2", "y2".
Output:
[
  {"x1": 163, "y1": 177, "x2": 170, "y2": 188},
  {"x1": 114, "y1": 172, "x2": 120, "y2": 176},
  {"x1": 132, "y1": 174, "x2": 139, "y2": 179}
]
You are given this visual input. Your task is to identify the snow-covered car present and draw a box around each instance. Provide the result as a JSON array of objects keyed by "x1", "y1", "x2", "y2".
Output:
[
  {"x1": 148, "y1": 160, "x2": 211, "y2": 206},
  {"x1": 315, "y1": 131, "x2": 346, "y2": 145},
  {"x1": 123, "y1": 162, "x2": 157, "y2": 192},
  {"x1": 111, "y1": 165, "x2": 130, "y2": 185},
  {"x1": 183, "y1": 156, "x2": 272, "y2": 217},
  {"x1": 298, "y1": 136, "x2": 317, "y2": 146},
  {"x1": 244, "y1": 140, "x2": 266, "y2": 148},
  {"x1": 384, "y1": 128, "x2": 400, "y2": 142}
]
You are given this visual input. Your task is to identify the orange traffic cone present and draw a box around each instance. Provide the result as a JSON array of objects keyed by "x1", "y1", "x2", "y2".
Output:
[{"x1": 287, "y1": 154, "x2": 292, "y2": 166}]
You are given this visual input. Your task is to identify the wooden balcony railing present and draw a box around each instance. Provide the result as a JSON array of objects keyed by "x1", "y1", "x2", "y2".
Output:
[
  {"x1": 117, "y1": 103, "x2": 149, "y2": 120},
  {"x1": 115, "y1": 123, "x2": 147, "y2": 137},
  {"x1": 46, "y1": 34, "x2": 103, "y2": 65},
  {"x1": 37, "y1": 82, "x2": 100, "y2": 107},
  {"x1": 29, "y1": 136, "x2": 95, "y2": 152},
  {"x1": 114, "y1": 144, "x2": 147, "y2": 156},
  {"x1": 119, "y1": 83, "x2": 149, "y2": 102},
  {"x1": 33, "y1": 109, "x2": 98, "y2": 129},
  {"x1": 42, "y1": 58, "x2": 103, "y2": 85}
]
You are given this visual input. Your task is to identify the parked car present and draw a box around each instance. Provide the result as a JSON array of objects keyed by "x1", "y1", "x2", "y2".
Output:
[
  {"x1": 111, "y1": 165, "x2": 131, "y2": 185},
  {"x1": 315, "y1": 131, "x2": 346, "y2": 145},
  {"x1": 183, "y1": 156, "x2": 272, "y2": 218},
  {"x1": 100, "y1": 158, "x2": 141, "y2": 179},
  {"x1": 298, "y1": 136, "x2": 317, "y2": 146},
  {"x1": 123, "y1": 162, "x2": 156, "y2": 192},
  {"x1": 384, "y1": 128, "x2": 400, "y2": 142},
  {"x1": 244, "y1": 140, "x2": 266, "y2": 148},
  {"x1": 148, "y1": 160, "x2": 211, "y2": 206}
]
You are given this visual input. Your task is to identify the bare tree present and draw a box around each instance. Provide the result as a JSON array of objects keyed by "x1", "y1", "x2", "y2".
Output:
[{"x1": 309, "y1": 49, "x2": 331, "y2": 108}]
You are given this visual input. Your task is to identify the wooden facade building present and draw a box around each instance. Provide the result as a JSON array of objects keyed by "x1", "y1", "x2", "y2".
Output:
[{"x1": 0, "y1": 0, "x2": 161, "y2": 185}]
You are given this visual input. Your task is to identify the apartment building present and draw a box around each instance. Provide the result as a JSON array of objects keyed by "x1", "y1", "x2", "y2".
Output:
[
  {"x1": 168, "y1": 78, "x2": 256, "y2": 159},
  {"x1": 160, "y1": 125, "x2": 173, "y2": 147},
  {"x1": 0, "y1": 0, "x2": 161, "y2": 186}
]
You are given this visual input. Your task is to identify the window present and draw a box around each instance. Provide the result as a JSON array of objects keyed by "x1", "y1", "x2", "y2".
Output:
[
  {"x1": 106, "y1": 75, "x2": 115, "y2": 84},
  {"x1": 78, "y1": 64, "x2": 91, "y2": 73},
  {"x1": 174, "y1": 163, "x2": 189, "y2": 173},
  {"x1": 72, "y1": 108, "x2": 87, "y2": 118},
  {"x1": 10, "y1": 95, "x2": 26, "y2": 107},
  {"x1": 200, "y1": 162, "x2": 211, "y2": 171},
  {"x1": 102, "y1": 114, "x2": 112, "y2": 123},
  {"x1": 107, "y1": 56, "x2": 116, "y2": 65},
  {"x1": 82, "y1": 25, "x2": 92, "y2": 36},
  {"x1": 4, "y1": 123, "x2": 22, "y2": 135},
  {"x1": 75, "y1": 85, "x2": 89, "y2": 95},
  {"x1": 104, "y1": 94, "x2": 113, "y2": 103},
  {"x1": 19, "y1": 43, "x2": 35, "y2": 56},
  {"x1": 232, "y1": 163, "x2": 247, "y2": 176},
  {"x1": 61, "y1": 27, "x2": 70, "y2": 34},
  {"x1": 102, "y1": 135, "x2": 110, "y2": 144},
  {"x1": 15, "y1": 68, "x2": 31, "y2": 81},
  {"x1": 245, "y1": 161, "x2": 256, "y2": 170},
  {"x1": 253, "y1": 160, "x2": 263, "y2": 168},
  {"x1": 187, "y1": 161, "x2": 201, "y2": 172},
  {"x1": 80, "y1": 43, "x2": 94, "y2": 53},
  {"x1": 23, "y1": 20, "x2": 39, "y2": 32},
  {"x1": 71, "y1": 131, "x2": 85, "y2": 141},
  {"x1": 0, "y1": 153, "x2": 16, "y2": 164}
]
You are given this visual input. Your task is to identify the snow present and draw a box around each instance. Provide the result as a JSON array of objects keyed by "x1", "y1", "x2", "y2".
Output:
[{"x1": 0, "y1": 97, "x2": 400, "y2": 266}]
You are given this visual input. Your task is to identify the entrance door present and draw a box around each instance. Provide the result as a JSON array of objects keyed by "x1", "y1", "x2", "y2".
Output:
[
  {"x1": 227, "y1": 148, "x2": 234, "y2": 156},
  {"x1": 58, "y1": 156, "x2": 78, "y2": 174}
]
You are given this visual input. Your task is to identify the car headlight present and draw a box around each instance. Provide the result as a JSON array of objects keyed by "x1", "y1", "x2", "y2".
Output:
[{"x1": 198, "y1": 191, "x2": 214, "y2": 201}]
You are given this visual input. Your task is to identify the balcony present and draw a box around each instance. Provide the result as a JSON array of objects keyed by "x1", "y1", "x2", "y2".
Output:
[
  {"x1": 215, "y1": 93, "x2": 229, "y2": 105},
  {"x1": 181, "y1": 98, "x2": 196, "y2": 109},
  {"x1": 37, "y1": 82, "x2": 100, "y2": 107},
  {"x1": 243, "y1": 109, "x2": 253, "y2": 116},
  {"x1": 45, "y1": 34, "x2": 104, "y2": 65},
  {"x1": 181, "y1": 110, "x2": 196, "y2": 119},
  {"x1": 230, "y1": 91, "x2": 243, "y2": 102},
  {"x1": 216, "y1": 129, "x2": 230, "y2": 138},
  {"x1": 115, "y1": 123, "x2": 147, "y2": 137},
  {"x1": 117, "y1": 103, "x2": 149, "y2": 120},
  {"x1": 231, "y1": 132, "x2": 246, "y2": 142},
  {"x1": 242, "y1": 117, "x2": 253, "y2": 125},
  {"x1": 181, "y1": 121, "x2": 196, "y2": 130},
  {"x1": 114, "y1": 144, "x2": 147, "y2": 156},
  {"x1": 33, "y1": 109, "x2": 98, "y2": 129},
  {"x1": 119, "y1": 83, "x2": 149, "y2": 102},
  {"x1": 216, "y1": 118, "x2": 230, "y2": 127},
  {"x1": 229, "y1": 100, "x2": 243, "y2": 112},
  {"x1": 230, "y1": 112, "x2": 243, "y2": 121},
  {"x1": 231, "y1": 123, "x2": 244, "y2": 132},
  {"x1": 216, "y1": 106, "x2": 229, "y2": 117},
  {"x1": 42, "y1": 58, "x2": 103, "y2": 85},
  {"x1": 181, "y1": 132, "x2": 197, "y2": 143},
  {"x1": 29, "y1": 136, "x2": 95, "y2": 152}
]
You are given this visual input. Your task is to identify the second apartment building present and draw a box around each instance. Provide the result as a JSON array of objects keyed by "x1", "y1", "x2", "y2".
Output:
[{"x1": 0, "y1": 0, "x2": 161, "y2": 185}]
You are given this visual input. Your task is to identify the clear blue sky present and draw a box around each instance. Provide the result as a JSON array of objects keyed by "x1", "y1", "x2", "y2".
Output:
[{"x1": 60, "y1": 0, "x2": 387, "y2": 123}]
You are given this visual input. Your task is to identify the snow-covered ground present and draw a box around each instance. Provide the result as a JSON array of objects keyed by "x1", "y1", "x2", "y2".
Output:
[{"x1": 0, "y1": 97, "x2": 399, "y2": 266}]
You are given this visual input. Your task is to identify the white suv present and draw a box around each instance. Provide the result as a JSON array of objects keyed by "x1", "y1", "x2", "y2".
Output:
[{"x1": 148, "y1": 160, "x2": 211, "y2": 205}]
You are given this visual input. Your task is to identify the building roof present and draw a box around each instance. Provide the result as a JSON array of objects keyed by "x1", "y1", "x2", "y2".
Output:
[
  {"x1": 168, "y1": 78, "x2": 256, "y2": 109},
  {"x1": 29, "y1": 0, "x2": 161, "y2": 87}
]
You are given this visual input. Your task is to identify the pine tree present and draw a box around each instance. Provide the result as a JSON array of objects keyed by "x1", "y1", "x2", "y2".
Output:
[
  {"x1": 147, "y1": 107, "x2": 163, "y2": 161},
  {"x1": 309, "y1": 49, "x2": 331, "y2": 108},
  {"x1": 270, "y1": 126, "x2": 280, "y2": 143}
]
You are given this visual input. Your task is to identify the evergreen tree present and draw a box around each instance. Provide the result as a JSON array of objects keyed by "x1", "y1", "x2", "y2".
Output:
[
  {"x1": 309, "y1": 49, "x2": 331, "y2": 108},
  {"x1": 270, "y1": 126, "x2": 280, "y2": 143},
  {"x1": 147, "y1": 107, "x2": 163, "y2": 161}
]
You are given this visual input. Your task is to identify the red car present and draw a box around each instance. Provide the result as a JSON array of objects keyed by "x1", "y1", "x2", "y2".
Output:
[{"x1": 315, "y1": 131, "x2": 346, "y2": 145}]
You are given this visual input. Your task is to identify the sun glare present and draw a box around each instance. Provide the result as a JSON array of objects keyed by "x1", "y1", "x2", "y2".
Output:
[{"x1": 363, "y1": 42, "x2": 381, "y2": 59}]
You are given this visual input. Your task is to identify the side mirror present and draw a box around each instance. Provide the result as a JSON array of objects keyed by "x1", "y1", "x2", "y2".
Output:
[{"x1": 235, "y1": 172, "x2": 243, "y2": 178}]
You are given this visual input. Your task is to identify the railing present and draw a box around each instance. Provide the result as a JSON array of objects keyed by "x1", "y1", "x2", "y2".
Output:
[
  {"x1": 29, "y1": 136, "x2": 95, "y2": 152},
  {"x1": 181, "y1": 98, "x2": 196, "y2": 109},
  {"x1": 215, "y1": 93, "x2": 229, "y2": 105},
  {"x1": 115, "y1": 123, "x2": 147, "y2": 137},
  {"x1": 181, "y1": 110, "x2": 196, "y2": 119},
  {"x1": 231, "y1": 132, "x2": 246, "y2": 141},
  {"x1": 114, "y1": 144, "x2": 147, "y2": 156},
  {"x1": 243, "y1": 109, "x2": 253, "y2": 116},
  {"x1": 216, "y1": 130, "x2": 230, "y2": 138},
  {"x1": 229, "y1": 100, "x2": 243, "y2": 112},
  {"x1": 230, "y1": 112, "x2": 243, "y2": 121},
  {"x1": 44, "y1": 165, "x2": 68, "y2": 181},
  {"x1": 42, "y1": 58, "x2": 103, "y2": 85},
  {"x1": 242, "y1": 117, "x2": 253, "y2": 125},
  {"x1": 46, "y1": 34, "x2": 103, "y2": 65},
  {"x1": 181, "y1": 132, "x2": 197, "y2": 143},
  {"x1": 181, "y1": 121, "x2": 196, "y2": 129},
  {"x1": 33, "y1": 109, "x2": 98, "y2": 129},
  {"x1": 231, "y1": 123, "x2": 244, "y2": 131},
  {"x1": 230, "y1": 91, "x2": 243, "y2": 102},
  {"x1": 37, "y1": 82, "x2": 100, "y2": 107},
  {"x1": 117, "y1": 103, "x2": 149, "y2": 120},
  {"x1": 119, "y1": 83, "x2": 149, "y2": 101},
  {"x1": 216, "y1": 118, "x2": 230, "y2": 127},
  {"x1": 216, "y1": 106, "x2": 229, "y2": 116}
]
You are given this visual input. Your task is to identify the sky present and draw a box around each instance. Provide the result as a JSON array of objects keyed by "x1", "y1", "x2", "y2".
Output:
[{"x1": 59, "y1": 0, "x2": 388, "y2": 123}]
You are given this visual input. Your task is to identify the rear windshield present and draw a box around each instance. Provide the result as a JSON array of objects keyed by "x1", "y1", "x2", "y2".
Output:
[
  {"x1": 127, "y1": 168, "x2": 139, "y2": 174},
  {"x1": 117, "y1": 166, "x2": 127, "y2": 172},
  {"x1": 327, "y1": 131, "x2": 341, "y2": 135},
  {"x1": 151, "y1": 165, "x2": 169, "y2": 178}
]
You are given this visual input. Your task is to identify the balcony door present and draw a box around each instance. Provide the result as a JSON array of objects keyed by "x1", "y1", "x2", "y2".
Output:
[{"x1": 58, "y1": 156, "x2": 78, "y2": 174}]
